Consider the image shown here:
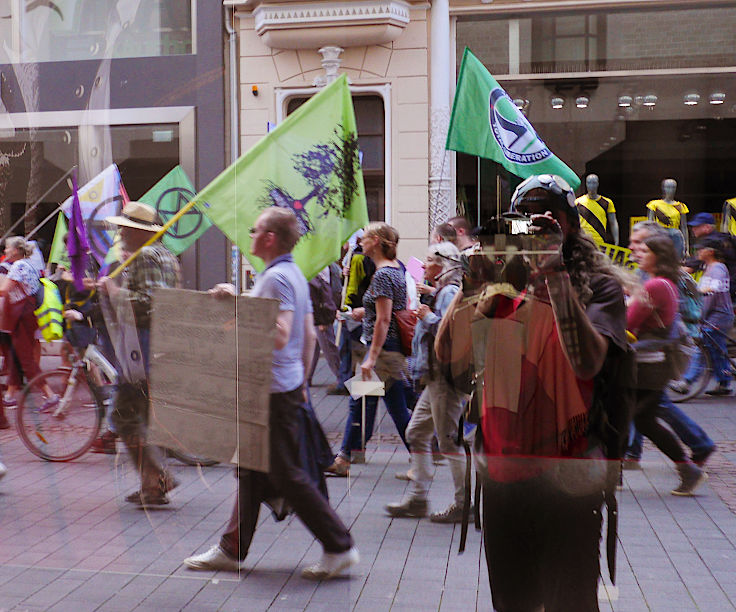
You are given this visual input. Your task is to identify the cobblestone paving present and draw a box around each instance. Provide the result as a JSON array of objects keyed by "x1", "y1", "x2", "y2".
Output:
[{"x1": 0, "y1": 359, "x2": 735, "y2": 611}]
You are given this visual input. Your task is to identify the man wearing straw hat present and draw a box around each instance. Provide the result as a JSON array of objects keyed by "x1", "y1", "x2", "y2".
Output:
[{"x1": 98, "y1": 201, "x2": 181, "y2": 506}]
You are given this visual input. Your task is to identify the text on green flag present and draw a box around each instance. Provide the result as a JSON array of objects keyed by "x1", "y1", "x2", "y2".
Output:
[{"x1": 446, "y1": 48, "x2": 580, "y2": 190}]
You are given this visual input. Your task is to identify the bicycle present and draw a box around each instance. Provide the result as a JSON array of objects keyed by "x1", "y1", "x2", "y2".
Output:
[
  {"x1": 15, "y1": 340, "x2": 218, "y2": 466},
  {"x1": 668, "y1": 326, "x2": 736, "y2": 402}
]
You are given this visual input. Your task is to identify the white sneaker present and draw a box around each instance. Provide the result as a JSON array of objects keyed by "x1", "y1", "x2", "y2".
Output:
[
  {"x1": 183, "y1": 545, "x2": 242, "y2": 571},
  {"x1": 301, "y1": 546, "x2": 359, "y2": 580},
  {"x1": 0, "y1": 462, "x2": 6, "y2": 481}
]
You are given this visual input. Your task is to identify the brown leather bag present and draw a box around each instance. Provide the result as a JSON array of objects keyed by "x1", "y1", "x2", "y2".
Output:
[{"x1": 393, "y1": 309, "x2": 417, "y2": 356}]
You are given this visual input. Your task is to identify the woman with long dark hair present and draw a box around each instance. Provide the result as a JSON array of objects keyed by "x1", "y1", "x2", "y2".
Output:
[
  {"x1": 628, "y1": 234, "x2": 705, "y2": 495},
  {"x1": 438, "y1": 175, "x2": 631, "y2": 611}
]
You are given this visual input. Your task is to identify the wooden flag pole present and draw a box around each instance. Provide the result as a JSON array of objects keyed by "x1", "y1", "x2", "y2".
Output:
[{"x1": 108, "y1": 198, "x2": 199, "y2": 279}]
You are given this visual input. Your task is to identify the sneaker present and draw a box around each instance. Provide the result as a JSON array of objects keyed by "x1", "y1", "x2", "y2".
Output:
[
  {"x1": 706, "y1": 384, "x2": 731, "y2": 397},
  {"x1": 671, "y1": 462, "x2": 707, "y2": 496},
  {"x1": 0, "y1": 462, "x2": 6, "y2": 481},
  {"x1": 326, "y1": 385, "x2": 349, "y2": 396},
  {"x1": 669, "y1": 381, "x2": 690, "y2": 394},
  {"x1": 385, "y1": 496, "x2": 428, "y2": 518},
  {"x1": 430, "y1": 502, "x2": 470, "y2": 524},
  {"x1": 124, "y1": 490, "x2": 170, "y2": 506},
  {"x1": 184, "y1": 545, "x2": 243, "y2": 571},
  {"x1": 90, "y1": 431, "x2": 118, "y2": 455},
  {"x1": 301, "y1": 547, "x2": 359, "y2": 580},
  {"x1": 622, "y1": 457, "x2": 641, "y2": 470},
  {"x1": 394, "y1": 469, "x2": 415, "y2": 481},
  {"x1": 692, "y1": 446, "x2": 716, "y2": 468},
  {"x1": 351, "y1": 450, "x2": 366, "y2": 465},
  {"x1": 325, "y1": 456, "x2": 349, "y2": 477}
]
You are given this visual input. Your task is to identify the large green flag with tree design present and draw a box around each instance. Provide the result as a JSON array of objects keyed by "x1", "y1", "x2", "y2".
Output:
[
  {"x1": 447, "y1": 48, "x2": 580, "y2": 190},
  {"x1": 192, "y1": 74, "x2": 368, "y2": 280}
]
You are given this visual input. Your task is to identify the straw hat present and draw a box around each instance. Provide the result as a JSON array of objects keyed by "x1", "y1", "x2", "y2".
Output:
[{"x1": 106, "y1": 201, "x2": 163, "y2": 232}]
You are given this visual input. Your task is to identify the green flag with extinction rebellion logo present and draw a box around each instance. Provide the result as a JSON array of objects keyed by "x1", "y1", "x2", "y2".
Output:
[
  {"x1": 138, "y1": 166, "x2": 212, "y2": 255},
  {"x1": 446, "y1": 48, "x2": 580, "y2": 190}
]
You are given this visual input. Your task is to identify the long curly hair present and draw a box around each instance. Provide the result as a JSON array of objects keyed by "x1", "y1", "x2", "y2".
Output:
[{"x1": 562, "y1": 231, "x2": 636, "y2": 305}]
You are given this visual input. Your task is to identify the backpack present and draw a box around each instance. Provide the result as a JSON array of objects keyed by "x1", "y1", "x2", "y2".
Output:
[
  {"x1": 677, "y1": 271, "x2": 702, "y2": 338},
  {"x1": 308, "y1": 274, "x2": 337, "y2": 326},
  {"x1": 34, "y1": 278, "x2": 64, "y2": 342}
]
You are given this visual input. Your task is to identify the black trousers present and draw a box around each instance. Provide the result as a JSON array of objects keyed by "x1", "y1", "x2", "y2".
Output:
[
  {"x1": 220, "y1": 387, "x2": 353, "y2": 560},
  {"x1": 482, "y1": 475, "x2": 603, "y2": 612},
  {"x1": 633, "y1": 388, "x2": 686, "y2": 464}
]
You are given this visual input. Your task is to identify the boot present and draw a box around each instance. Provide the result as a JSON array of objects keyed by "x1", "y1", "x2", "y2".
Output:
[
  {"x1": 385, "y1": 496, "x2": 428, "y2": 518},
  {"x1": 671, "y1": 461, "x2": 707, "y2": 496},
  {"x1": 90, "y1": 430, "x2": 118, "y2": 454}
]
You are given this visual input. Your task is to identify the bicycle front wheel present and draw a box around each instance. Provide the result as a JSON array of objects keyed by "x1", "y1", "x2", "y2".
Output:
[
  {"x1": 16, "y1": 368, "x2": 102, "y2": 462},
  {"x1": 669, "y1": 339, "x2": 711, "y2": 402}
]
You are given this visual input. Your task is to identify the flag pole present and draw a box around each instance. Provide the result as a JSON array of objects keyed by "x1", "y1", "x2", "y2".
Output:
[
  {"x1": 1, "y1": 165, "x2": 77, "y2": 242},
  {"x1": 108, "y1": 199, "x2": 199, "y2": 279}
]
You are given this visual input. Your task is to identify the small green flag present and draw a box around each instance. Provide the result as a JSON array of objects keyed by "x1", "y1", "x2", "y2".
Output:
[
  {"x1": 193, "y1": 74, "x2": 368, "y2": 280},
  {"x1": 138, "y1": 165, "x2": 211, "y2": 255},
  {"x1": 447, "y1": 48, "x2": 580, "y2": 190},
  {"x1": 48, "y1": 213, "x2": 70, "y2": 268}
]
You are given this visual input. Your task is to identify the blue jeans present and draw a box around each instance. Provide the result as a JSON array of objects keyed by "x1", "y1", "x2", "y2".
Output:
[
  {"x1": 685, "y1": 325, "x2": 732, "y2": 386},
  {"x1": 336, "y1": 324, "x2": 358, "y2": 389},
  {"x1": 339, "y1": 337, "x2": 411, "y2": 458},
  {"x1": 627, "y1": 392, "x2": 714, "y2": 460}
]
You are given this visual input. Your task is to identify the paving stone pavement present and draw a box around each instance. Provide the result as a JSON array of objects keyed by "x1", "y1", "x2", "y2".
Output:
[{"x1": 0, "y1": 359, "x2": 735, "y2": 611}]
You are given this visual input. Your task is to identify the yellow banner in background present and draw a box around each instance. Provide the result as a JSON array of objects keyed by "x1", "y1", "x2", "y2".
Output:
[{"x1": 599, "y1": 241, "x2": 636, "y2": 269}]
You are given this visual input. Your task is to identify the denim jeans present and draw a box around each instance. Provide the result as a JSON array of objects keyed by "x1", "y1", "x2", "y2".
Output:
[
  {"x1": 336, "y1": 325, "x2": 357, "y2": 389},
  {"x1": 627, "y1": 392, "x2": 714, "y2": 460},
  {"x1": 339, "y1": 336, "x2": 411, "y2": 458},
  {"x1": 684, "y1": 325, "x2": 732, "y2": 386}
]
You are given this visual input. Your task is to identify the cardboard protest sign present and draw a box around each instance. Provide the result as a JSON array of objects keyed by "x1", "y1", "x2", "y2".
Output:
[{"x1": 148, "y1": 288, "x2": 278, "y2": 472}]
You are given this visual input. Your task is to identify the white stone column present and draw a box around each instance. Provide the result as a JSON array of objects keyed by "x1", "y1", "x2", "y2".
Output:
[{"x1": 428, "y1": 0, "x2": 452, "y2": 231}]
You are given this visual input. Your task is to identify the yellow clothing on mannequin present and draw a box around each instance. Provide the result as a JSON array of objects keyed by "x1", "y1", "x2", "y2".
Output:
[
  {"x1": 724, "y1": 198, "x2": 736, "y2": 236},
  {"x1": 646, "y1": 199, "x2": 688, "y2": 229},
  {"x1": 575, "y1": 194, "x2": 615, "y2": 246}
]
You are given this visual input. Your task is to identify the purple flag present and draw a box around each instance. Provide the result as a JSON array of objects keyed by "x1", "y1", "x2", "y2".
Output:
[{"x1": 67, "y1": 172, "x2": 90, "y2": 292}]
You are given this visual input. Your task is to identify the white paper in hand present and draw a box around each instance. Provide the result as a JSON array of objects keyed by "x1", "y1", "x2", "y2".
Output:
[{"x1": 345, "y1": 371, "x2": 385, "y2": 399}]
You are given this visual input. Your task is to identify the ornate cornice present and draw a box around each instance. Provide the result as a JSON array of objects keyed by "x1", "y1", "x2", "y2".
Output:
[
  {"x1": 254, "y1": 1, "x2": 410, "y2": 31},
  {"x1": 248, "y1": 1, "x2": 412, "y2": 49}
]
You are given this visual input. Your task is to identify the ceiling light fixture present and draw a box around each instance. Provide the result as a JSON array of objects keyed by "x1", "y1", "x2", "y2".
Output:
[
  {"x1": 643, "y1": 94, "x2": 657, "y2": 107},
  {"x1": 550, "y1": 96, "x2": 564, "y2": 109},
  {"x1": 683, "y1": 93, "x2": 700, "y2": 106},
  {"x1": 710, "y1": 92, "x2": 726, "y2": 105},
  {"x1": 617, "y1": 95, "x2": 632, "y2": 107},
  {"x1": 575, "y1": 95, "x2": 589, "y2": 109}
]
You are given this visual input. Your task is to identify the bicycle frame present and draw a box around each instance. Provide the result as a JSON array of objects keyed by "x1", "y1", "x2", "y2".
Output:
[{"x1": 51, "y1": 344, "x2": 118, "y2": 419}]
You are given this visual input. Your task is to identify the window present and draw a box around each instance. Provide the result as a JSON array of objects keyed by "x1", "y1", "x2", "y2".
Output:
[
  {"x1": 532, "y1": 14, "x2": 606, "y2": 73},
  {"x1": 8, "y1": 0, "x2": 194, "y2": 63}
]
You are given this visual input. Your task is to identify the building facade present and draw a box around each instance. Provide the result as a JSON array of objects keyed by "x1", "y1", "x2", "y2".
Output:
[
  {"x1": 0, "y1": 0, "x2": 229, "y2": 289},
  {"x1": 231, "y1": 0, "x2": 736, "y2": 262}
]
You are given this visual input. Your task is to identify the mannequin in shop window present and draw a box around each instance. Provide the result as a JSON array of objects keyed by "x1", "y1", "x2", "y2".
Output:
[
  {"x1": 721, "y1": 197, "x2": 736, "y2": 237},
  {"x1": 575, "y1": 174, "x2": 619, "y2": 246},
  {"x1": 646, "y1": 178, "x2": 688, "y2": 257}
]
